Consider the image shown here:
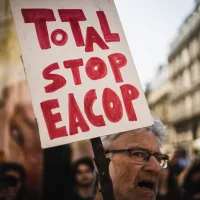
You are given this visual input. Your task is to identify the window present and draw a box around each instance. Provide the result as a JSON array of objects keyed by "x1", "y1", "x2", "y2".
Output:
[
  {"x1": 191, "y1": 60, "x2": 200, "y2": 84},
  {"x1": 175, "y1": 77, "x2": 180, "y2": 93},
  {"x1": 183, "y1": 69, "x2": 191, "y2": 89},
  {"x1": 181, "y1": 48, "x2": 190, "y2": 66},
  {"x1": 190, "y1": 38, "x2": 199, "y2": 60},
  {"x1": 193, "y1": 92, "x2": 199, "y2": 114},
  {"x1": 197, "y1": 90, "x2": 200, "y2": 113},
  {"x1": 175, "y1": 56, "x2": 180, "y2": 72},
  {"x1": 185, "y1": 96, "x2": 192, "y2": 116}
]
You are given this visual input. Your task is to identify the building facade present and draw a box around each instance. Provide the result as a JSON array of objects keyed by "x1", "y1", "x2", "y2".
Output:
[
  {"x1": 147, "y1": 66, "x2": 170, "y2": 125},
  {"x1": 146, "y1": 66, "x2": 176, "y2": 154},
  {"x1": 168, "y1": 1, "x2": 200, "y2": 144},
  {"x1": 147, "y1": 1, "x2": 200, "y2": 153}
]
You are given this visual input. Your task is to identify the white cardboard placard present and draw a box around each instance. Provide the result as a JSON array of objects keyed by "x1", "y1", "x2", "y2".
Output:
[{"x1": 10, "y1": 0, "x2": 153, "y2": 148}]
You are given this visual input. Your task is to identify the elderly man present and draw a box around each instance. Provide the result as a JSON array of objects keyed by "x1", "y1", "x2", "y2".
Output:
[{"x1": 98, "y1": 118, "x2": 169, "y2": 200}]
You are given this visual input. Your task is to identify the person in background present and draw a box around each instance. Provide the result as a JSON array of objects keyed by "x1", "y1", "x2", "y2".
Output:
[
  {"x1": 71, "y1": 158, "x2": 98, "y2": 200},
  {"x1": 96, "y1": 117, "x2": 169, "y2": 200},
  {"x1": 1, "y1": 82, "x2": 42, "y2": 200},
  {"x1": 0, "y1": 162, "x2": 26, "y2": 200},
  {"x1": 157, "y1": 166, "x2": 183, "y2": 200},
  {"x1": 170, "y1": 148, "x2": 190, "y2": 178},
  {"x1": 182, "y1": 162, "x2": 200, "y2": 200},
  {"x1": 1, "y1": 79, "x2": 74, "y2": 200}
]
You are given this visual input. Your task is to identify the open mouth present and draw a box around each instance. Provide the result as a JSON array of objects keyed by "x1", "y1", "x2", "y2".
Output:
[{"x1": 137, "y1": 180, "x2": 155, "y2": 192}]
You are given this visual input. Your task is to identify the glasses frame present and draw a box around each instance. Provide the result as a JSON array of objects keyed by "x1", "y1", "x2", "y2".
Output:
[{"x1": 105, "y1": 148, "x2": 169, "y2": 168}]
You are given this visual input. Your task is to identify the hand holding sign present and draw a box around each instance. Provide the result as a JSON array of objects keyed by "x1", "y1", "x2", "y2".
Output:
[{"x1": 10, "y1": 0, "x2": 152, "y2": 148}]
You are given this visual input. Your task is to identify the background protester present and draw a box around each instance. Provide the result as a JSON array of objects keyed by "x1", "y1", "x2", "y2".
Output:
[
  {"x1": 1, "y1": 82, "x2": 42, "y2": 200},
  {"x1": 157, "y1": 166, "x2": 183, "y2": 200},
  {"x1": 71, "y1": 158, "x2": 98, "y2": 200},
  {"x1": 170, "y1": 148, "x2": 190, "y2": 178},
  {"x1": 182, "y1": 162, "x2": 200, "y2": 200},
  {"x1": 1, "y1": 81, "x2": 74, "y2": 200}
]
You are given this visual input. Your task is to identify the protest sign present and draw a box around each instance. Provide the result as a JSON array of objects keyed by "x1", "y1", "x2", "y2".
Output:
[{"x1": 10, "y1": 0, "x2": 153, "y2": 148}]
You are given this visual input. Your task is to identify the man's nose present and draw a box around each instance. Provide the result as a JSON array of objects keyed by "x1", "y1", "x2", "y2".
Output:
[{"x1": 143, "y1": 155, "x2": 161, "y2": 173}]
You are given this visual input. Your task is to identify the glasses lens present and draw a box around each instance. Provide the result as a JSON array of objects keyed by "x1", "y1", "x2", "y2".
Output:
[
  {"x1": 130, "y1": 150, "x2": 148, "y2": 164},
  {"x1": 155, "y1": 154, "x2": 168, "y2": 168},
  {"x1": 162, "y1": 160, "x2": 168, "y2": 169}
]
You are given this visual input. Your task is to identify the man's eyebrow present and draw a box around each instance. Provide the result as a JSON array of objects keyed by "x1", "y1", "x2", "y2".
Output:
[
  {"x1": 15, "y1": 104, "x2": 37, "y2": 131},
  {"x1": 128, "y1": 146, "x2": 160, "y2": 154}
]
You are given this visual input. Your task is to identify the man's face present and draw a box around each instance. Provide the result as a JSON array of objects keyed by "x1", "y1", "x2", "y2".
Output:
[
  {"x1": 5, "y1": 103, "x2": 42, "y2": 188},
  {"x1": 2, "y1": 82, "x2": 42, "y2": 197},
  {"x1": 76, "y1": 164, "x2": 95, "y2": 187},
  {"x1": 108, "y1": 130, "x2": 162, "y2": 200}
]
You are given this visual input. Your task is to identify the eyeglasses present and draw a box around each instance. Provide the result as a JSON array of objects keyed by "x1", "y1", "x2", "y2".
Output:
[{"x1": 105, "y1": 148, "x2": 169, "y2": 169}]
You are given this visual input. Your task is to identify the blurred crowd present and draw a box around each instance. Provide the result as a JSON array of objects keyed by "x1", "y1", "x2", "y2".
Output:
[
  {"x1": 157, "y1": 148, "x2": 200, "y2": 200},
  {"x1": 1, "y1": 144, "x2": 200, "y2": 200}
]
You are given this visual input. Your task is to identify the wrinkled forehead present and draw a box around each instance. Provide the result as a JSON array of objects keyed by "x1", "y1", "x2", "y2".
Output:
[
  {"x1": 4, "y1": 81, "x2": 31, "y2": 102},
  {"x1": 5, "y1": 100, "x2": 35, "y2": 125},
  {"x1": 11, "y1": 103, "x2": 36, "y2": 127},
  {"x1": 109, "y1": 129, "x2": 160, "y2": 153}
]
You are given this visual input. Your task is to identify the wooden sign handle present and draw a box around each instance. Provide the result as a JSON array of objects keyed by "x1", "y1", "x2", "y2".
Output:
[{"x1": 90, "y1": 137, "x2": 115, "y2": 200}]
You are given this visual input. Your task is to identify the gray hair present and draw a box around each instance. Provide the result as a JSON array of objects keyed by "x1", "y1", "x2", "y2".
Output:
[{"x1": 101, "y1": 117, "x2": 167, "y2": 147}]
